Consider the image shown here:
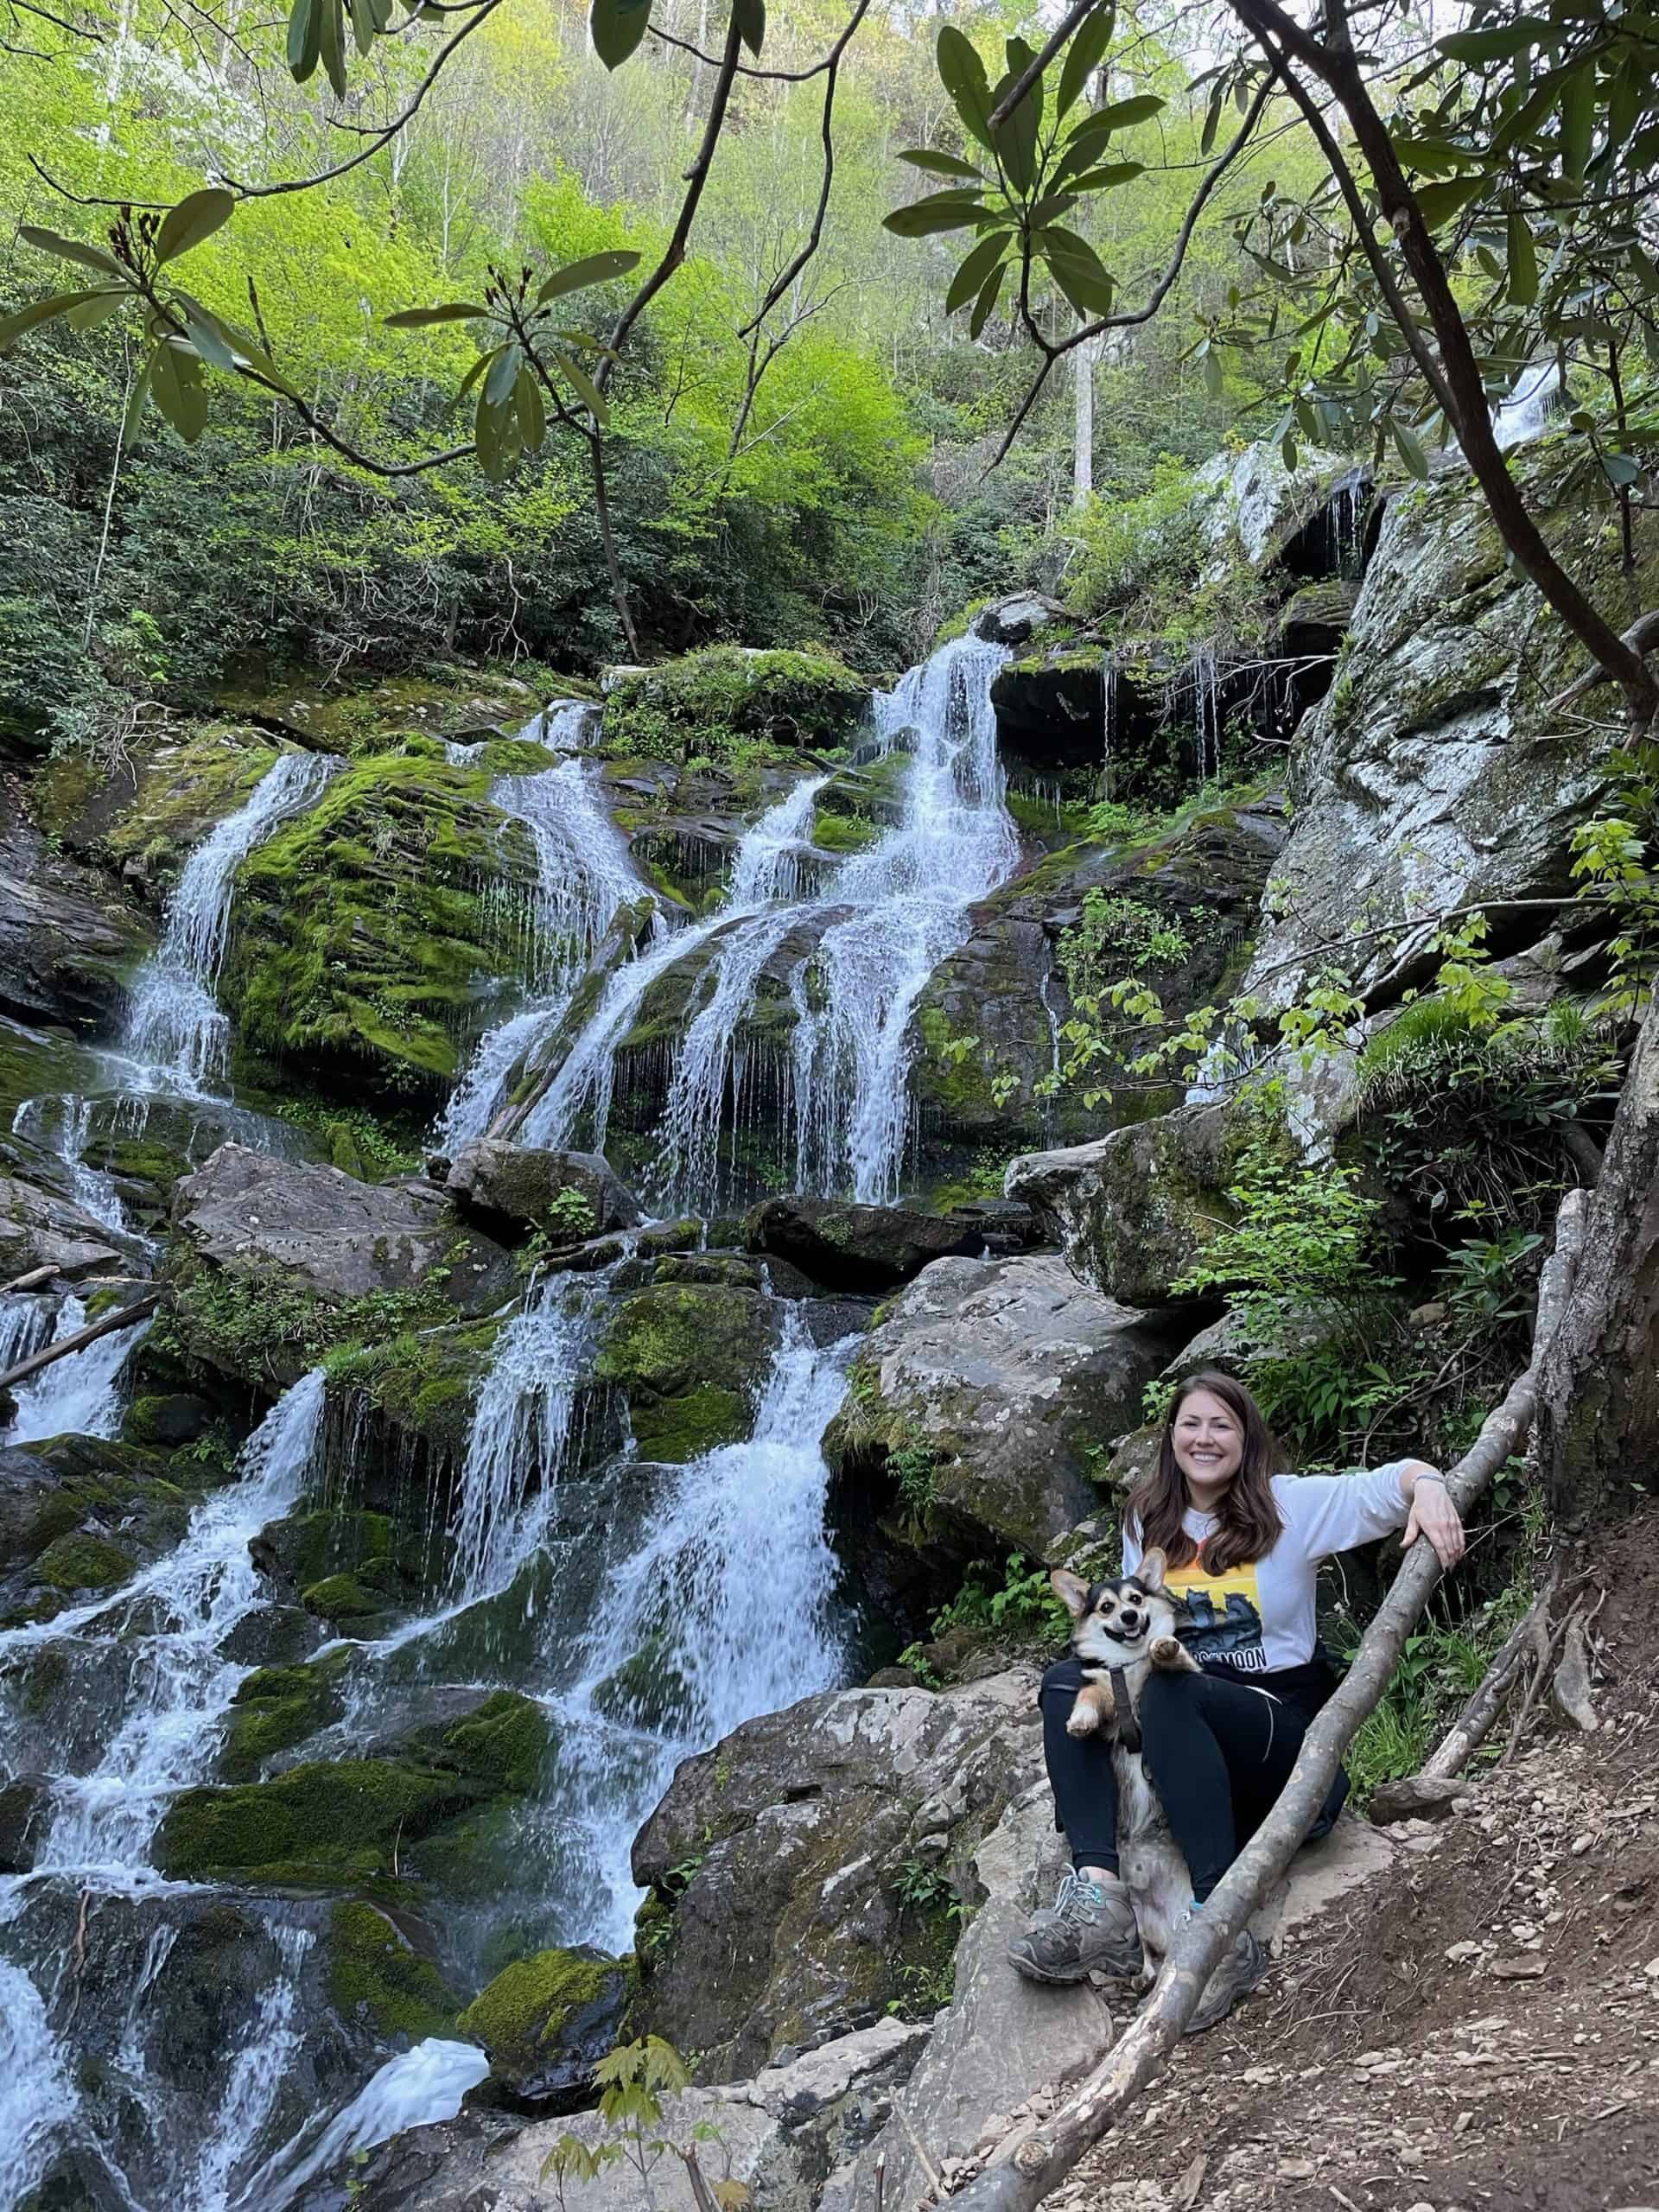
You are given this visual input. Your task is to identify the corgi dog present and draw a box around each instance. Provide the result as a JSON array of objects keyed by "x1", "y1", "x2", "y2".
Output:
[{"x1": 1051, "y1": 1551, "x2": 1205, "y2": 1982}]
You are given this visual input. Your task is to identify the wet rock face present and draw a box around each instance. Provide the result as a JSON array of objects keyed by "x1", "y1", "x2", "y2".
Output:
[
  {"x1": 593, "y1": 1279, "x2": 783, "y2": 1460},
  {"x1": 825, "y1": 1253, "x2": 1189, "y2": 1557},
  {"x1": 0, "y1": 811, "x2": 150, "y2": 1033},
  {"x1": 0, "y1": 1170, "x2": 131, "y2": 1279},
  {"x1": 1007, "y1": 1103, "x2": 1236, "y2": 1308},
  {"x1": 0, "y1": 1433, "x2": 210, "y2": 1630},
  {"x1": 456, "y1": 1945, "x2": 631, "y2": 2110},
  {"x1": 443, "y1": 1141, "x2": 641, "y2": 1244},
  {"x1": 627, "y1": 1671, "x2": 1043, "y2": 2082},
  {"x1": 741, "y1": 1195, "x2": 987, "y2": 1292},
  {"x1": 1244, "y1": 449, "x2": 1659, "y2": 1014}
]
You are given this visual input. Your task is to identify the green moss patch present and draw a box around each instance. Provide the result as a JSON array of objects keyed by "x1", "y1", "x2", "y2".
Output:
[
  {"x1": 222, "y1": 1651, "x2": 351, "y2": 1780},
  {"x1": 456, "y1": 1946, "x2": 613, "y2": 2068},
  {"x1": 602, "y1": 647, "x2": 869, "y2": 766},
  {"x1": 156, "y1": 1758, "x2": 481, "y2": 1885},
  {"x1": 594, "y1": 1283, "x2": 778, "y2": 1462},
  {"x1": 327, "y1": 1897, "x2": 461, "y2": 2041},
  {"x1": 32, "y1": 1532, "x2": 136, "y2": 1594}
]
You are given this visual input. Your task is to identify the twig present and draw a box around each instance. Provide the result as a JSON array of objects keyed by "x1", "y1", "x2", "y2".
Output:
[
  {"x1": 987, "y1": 0, "x2": 1104, "y2": 128},
  {"x1": 1421, "y1": 1560, "x2": 1563, "y2": 1779}
]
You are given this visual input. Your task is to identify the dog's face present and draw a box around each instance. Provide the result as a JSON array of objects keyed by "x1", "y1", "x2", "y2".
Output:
[{"x1": 1051, "y1": 1551, "x2": 1187, "y2": 1665}]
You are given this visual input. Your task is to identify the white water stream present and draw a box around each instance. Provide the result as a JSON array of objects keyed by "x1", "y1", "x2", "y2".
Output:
[{"x1": 2, "y1": 1291, "x2": 150, "y2": 1446}]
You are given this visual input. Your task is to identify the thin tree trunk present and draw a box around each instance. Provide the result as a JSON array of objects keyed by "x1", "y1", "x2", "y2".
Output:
[
  {"x1": 944, "y1": 1190, "x2": 1588, "y2": 2212},
  {"x1": 1536, "y1": 991, "x2": 1659, "y2": 1529},
  {"x1": 1421, "y1": 1560, "x2": 1562, "y2": 1779},
  {"x1": 588, "y1": 432, "x2": 640, "y2": 659},
  {"x1": 0, "y1": 1292, "x2": 161, "y2": 1395},
  {"x1": 1071, "y1": 327, "x2": 1096, "y2": 509}
]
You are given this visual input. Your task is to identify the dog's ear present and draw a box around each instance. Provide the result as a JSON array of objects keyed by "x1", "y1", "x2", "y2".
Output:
[
  {"x1": 1137, "y1": 1548, "x2": 1167, "y2": 1592},
  {"x1": 1050, "y1": 1567, "x2": 1092, "y2": 1619}
]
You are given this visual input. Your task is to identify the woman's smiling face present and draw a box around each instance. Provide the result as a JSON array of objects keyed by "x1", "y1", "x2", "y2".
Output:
[{"x1": 1170, "y1": 1386, "x2": 1245, "y2": 1491}]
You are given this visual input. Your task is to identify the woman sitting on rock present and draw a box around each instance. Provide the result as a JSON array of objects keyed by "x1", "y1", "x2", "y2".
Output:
[{"x1": 1008, "y1": 1369, "x2": 1465, "y2": 2025}]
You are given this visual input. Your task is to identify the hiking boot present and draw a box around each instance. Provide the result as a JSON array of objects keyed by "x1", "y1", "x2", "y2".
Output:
[
  {"x1": 1007, "y1": 1871, "x2": 1143, "y2": 1985},
  {"x1": 1184, "y1": 1922, "x2": 1270, "y2": 2034}
]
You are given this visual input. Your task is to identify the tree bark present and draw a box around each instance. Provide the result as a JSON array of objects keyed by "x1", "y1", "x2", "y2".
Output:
[
  {"x1": 943, "y1": 1191, "x2": 1587, "y2": 2212},
  {"x1": 1536, "y1": 992, "x2": 1659, "y2": 1530},
  {"x1": 1072, "y1": 326, "x2": 1096, "y2": 509}
]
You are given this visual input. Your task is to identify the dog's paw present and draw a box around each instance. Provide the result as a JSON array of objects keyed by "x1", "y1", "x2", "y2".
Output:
[
  {"x1": 1149, "y1": 1635, "x2": 1187, "y2": 1666},
  {"x1": 1065, "y1": 1705, "x2": 1100, "y2": 1738}
]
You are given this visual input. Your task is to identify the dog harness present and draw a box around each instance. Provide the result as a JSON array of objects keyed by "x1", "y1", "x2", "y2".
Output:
[{"x1": 1109, "y1": 1666, "x2": 1140, "y2": 1752}]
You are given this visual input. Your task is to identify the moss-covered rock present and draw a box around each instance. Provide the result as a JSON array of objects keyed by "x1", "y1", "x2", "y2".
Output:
[
  {"x1": 253, "y1": 1506, "x2": 435, "y2": 1629},
  {"x1": 157, "y1": 1694, "x2": 552, "y2": 1887},
  {"x1": 456, "y1": 1947, "x2": 629, "y2": 2107},
  {"x1": 99, "y1": 728, "x2": 283, "y2": 893},
  {"x1": 327, "y1": 1897, "x2": 461, "y2": 2043},
  {"x1": 0, "y1": 811, "x2": 151, "y2": 1033},
  {"x1": 602, "y1": 647, "x2": 870, "y2": 765},
  {"x1": 594, "y1": 1282, "x2": 780, "y2": 1460},
  {"x1": 221, "y1": 1651, "x2": 351, "y2": 1781},
  {"x1": 0, "y1": 1433, "x2": 211, "y2": 1628},
  {"x1": 219, "y1": 747, "x2": 542, "y2": 1097}
]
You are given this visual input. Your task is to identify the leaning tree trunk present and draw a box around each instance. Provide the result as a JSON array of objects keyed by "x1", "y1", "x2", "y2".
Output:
[{"x1": 1536, "y1": 990, "x2": 1659, "y2": 1529}]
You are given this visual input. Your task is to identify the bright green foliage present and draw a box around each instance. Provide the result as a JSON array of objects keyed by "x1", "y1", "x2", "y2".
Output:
[
  {"x1": 1058, "y1": 890, "x2": 1193, "y2": 1003},
  {"x1": 930, "y1": 1554, "x2": 1069, "y2": 1648},
  {"x1": 1172, "y1": 1119, "x2": 1385, "y2": 1325},
  {"x1": 602, "y1": 647, "x2": 870, "y2": 766},
  {"x1": 537, "y1": 2037, "x2": 738, "y2": 2204}
]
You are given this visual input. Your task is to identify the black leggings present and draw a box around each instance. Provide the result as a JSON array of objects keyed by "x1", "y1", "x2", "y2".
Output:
[{"x1": 1039, "y1": 1658, "x2": 1347, "y2": 1901}]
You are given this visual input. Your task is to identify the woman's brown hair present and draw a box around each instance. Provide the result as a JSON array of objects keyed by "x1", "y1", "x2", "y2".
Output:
[{"x1": 1127, "y1": 1370, "x2": 1287, "y2": 1573}]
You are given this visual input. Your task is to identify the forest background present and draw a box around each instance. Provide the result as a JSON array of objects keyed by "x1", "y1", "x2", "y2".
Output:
[{"x1": 0, "y1": 0, "x2": 1306, "y2": 752}]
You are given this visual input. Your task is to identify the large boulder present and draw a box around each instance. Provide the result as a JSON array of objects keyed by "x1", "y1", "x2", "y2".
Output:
[
  {"x1": 1006, "y1": 1104, "x2": 1236, "y2": 1307},
  {"x1": 593, "y1": 1280, "x2": 783, "y2": 1461},
  {"x1": 629, "y1": 1671, "x2": 1043, "y2": 2082},
  {"x1": 0, "y1": 1170, "x2": 132, "y2": 1279},
  {"x1": 1243, "y1": 443, "x2": 1659, "y2": 1014},
  {"x1": 454, "y1": 1945, "x2": 631, "y2": 2109},
  {"x1": 0, "y1": 812, "x2": 149, "y2": 1033},
  {"x1": 350, "y1": 2019, "x2": 932, "y2": 2212},
  {"x1": 825, "y1": 1253, "x2": 1188, "y2": 1556},
  {"x1": 741, "y1": 1195, "x2": 985, "y2": 1292},
  {"x1": 1192, "y1": 439, "x2": 1359, "y2": 572},
  {"x1": 971, "y1": 591, "x2": 1071, "y2": 647},
  {"x1": 602, "y1": 646, "x2": 872, "y2": 763},
  {"x1": 443, "y1": 1140, "x2": 641, "y2": 1243},
  {"x1": 168, "y1": 1146, "x2": 516, "y2": 1385}
]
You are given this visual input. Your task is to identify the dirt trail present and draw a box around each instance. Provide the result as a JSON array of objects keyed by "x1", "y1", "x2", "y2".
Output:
[{"x1": 1048, "y1": 1510, "x2": 1659, "y2": 2212}]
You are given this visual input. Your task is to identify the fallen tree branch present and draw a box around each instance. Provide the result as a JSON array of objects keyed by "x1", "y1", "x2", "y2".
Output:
[
  {"x1": 0, "y1": 1289, "x2": 160, "y2": 1394},
  {"x1": 1545, "y1": 607, "x2": 1659, "y2": 710},
  {"x1": 0, "y1": 1264, "x2": 60, "y2": 1298},
  {"x1": 943, "y1": 1185, "x2": 1588, "y2": 2212},
  {"x1": 1421, "y1": 1558, "x2": 1563, "y2": 1780}
]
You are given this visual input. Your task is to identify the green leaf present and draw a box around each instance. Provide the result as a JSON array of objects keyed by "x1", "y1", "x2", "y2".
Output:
[
  {"x1": 1200, "y1": 79, "x2": 1225, "y2": 156},
  {"x1": 945, "y1": 232, "x2": 1009, "y2": 314},
  {"x1": 150, "y1": 340, "x2": 208, "y2": 442},
  {"x1": 1060, "y1": 161, "x2": 1143, "y2": 194},
  {"x1": 484, "y1": 341, "x2": 522, "y2": 407},
  {"x1": 516, "y1": 359, "x2": 547, "y2": 451},
  {"x1": 883, "y1": 190, "x2": 984, "y2": 238},
  {"x1": 1057, "y1": 0, "x2": 1114, "y2": 120},
  {"x1": 385, "y1": 302, "x2": 488, "y2": 327},
  {"x1": 17, "y1": 226, "x2": 124, "y2": 280},
  {"x1": 1437, "y1": 17, "x2": 1549, "y2": 61},
  {"x1": 1039, "y1": 226, "x2": 1115, "y2": 316},
  {"x1": 1560, "y1": 63, "x2": 1595, "y2": 181},
  {"x1": 317, "y1": 0, "x2": 348, "y2": 99},
  {"x1": 1506, "y1": 208, "x2": 1539, "y2": 305},
  {"x1": 122, "y1": 348, "x2": 155, "y2": 442},
  {"x1": 287, "y1": 0, "x2": 321, "y2": 79},
  {"x1": 1202, "y1": 343, "x2": 1224, "y2": 398},
  {"x1": 1391, "y1": 416, "x2": 1429, "y2": 480},
  {"x1": 474, "y1": 385, "x2": 505, "y2": 478},
  {"x1": 1090, "y1": 92, "x2": 1166, "y2": 131},
  {"x1": 62, "y1": 289, "x2": 127, "y2": 331},
  {"x1": 937, "y1": 26, "x2": 996, "y2": 155},
  {"x1": 0, "y1": 287, "x2": 120, "y2": 348},
  {"x1": 1414, "y1": 175, "x2": 1486, "y2": 230},
  {"x1": 348, "y1": 0, "x2": 376, "y2": 55},
  {"x1": 589, "y1": 0, "x2": 652, "y2": 70},
  {"x1": 992, "y1": 60, "x2": 1041, "y2": 195},
  {"x1": 969, "y1": 260, "x2": 1007, "y2": 340},
  {"x1": 732, "y1": 0, "x2": 764, "y2": 58},
  {"x1": 898, "y1": 149, "x2": 985, "y2": 180},
  {"x1": 535, "y1": 250, "x2": 641, "y2": 303},
  {"x1": 155, "y1": 189, "x2": 235, "y2": 267},
  {"x1": 1602, "y1": 449, "x2": 1643, "y2": 487},
  {"x1": 175, "y1": 298, "x2": 238, "y2": 370},
  {"x1": 557, "y1": 351, "x2": 610, "y2": 424},
  {"x1": 1027, "y1": 192, "x2": 1079, "y2": 228},
  {"x1": 453, "y1": 350, "x2": 493, "y2": 409}
]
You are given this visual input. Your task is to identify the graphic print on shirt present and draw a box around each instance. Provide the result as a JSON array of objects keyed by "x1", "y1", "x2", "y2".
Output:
[{"x1": 1162, "y1": 1550, "x2": 1266, "y2": 1671}]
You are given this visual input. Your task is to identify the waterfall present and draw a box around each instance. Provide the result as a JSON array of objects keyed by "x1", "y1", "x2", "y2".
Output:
[
  {"x1": 191, "y1": 1926, "x2": 315, "y2": 2212},
  {"x1": 438, "y1": 754, "x2": 645, "y2": 1153},
  {"x1": 1492, "y1": 359, "x2": 1563, "y2": 450},
  {"x1": 121, "y1": 751, "x2": 339, "y2": 1098},
  {"x1": 2, "y1": 1292, "x2": 150, "y2": 1446},
  {"x1": 0, "y1": 1960, "x2": 79, "y2": 2212},
  {"x1": 6, "y1": 1369, "x2": 326, "y2": 1878},
  {"x1": 1186, "y1": 645, "x2": 1223, "y2": 784},
  {"x1": 10, "y1": 1090, "x2": 129, "y2": 1236},
  {"x1": 551, "y1": 1303, "x2": 859, "y2": 1948},
  {"x1": 0, "y1": 1292, "x2": 54, "y2": 1375},
  {"x1": 232, "y1": 2037, "x2": 490, "y2": 2212},
  {"x1": 1102, "y1": 652, "x2": 1118, "y2": 779},
  {"x1": 523, "y1": 632, "x2": 1017, "y2": 1210}
]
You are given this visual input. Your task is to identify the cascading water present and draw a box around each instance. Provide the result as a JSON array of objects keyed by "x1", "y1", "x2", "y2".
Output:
[
  {"x1": 524, "y1": 632, "x2": 1018, "y2": 1211},
  {"x1": 439, "y1": 752, "x2": 646, "y2": 1153},
  {"x1": 10, "y1": 1090, "x2": 128, "y2": 1236},
  {"x1": 2, "y1": 1292, "x2": 149, "y2": 1446},
  {"x1": 122, "y1": 750, "x2": 340, "y2": 1097},
  {"x1": 0, "y1": 1370, "x2": 327, "y2": 2204},
  {"x1": 233, "y1": 2037, "x2": 490, "y2": 2212}
]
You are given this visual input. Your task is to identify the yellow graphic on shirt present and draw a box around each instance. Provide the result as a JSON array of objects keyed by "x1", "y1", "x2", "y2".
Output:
[{"x1": 1160, "y1": 1551, "x2": 1266, "y2": 1672}]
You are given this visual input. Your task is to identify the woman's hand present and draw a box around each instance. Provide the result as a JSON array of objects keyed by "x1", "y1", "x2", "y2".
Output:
[{"x1": 1402, "y1": 1468, "x2": 1465, "y2": 1568}]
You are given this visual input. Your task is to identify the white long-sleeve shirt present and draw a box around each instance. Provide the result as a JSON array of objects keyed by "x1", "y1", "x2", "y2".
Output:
[{"x1": 1122, "y1": 1465, "x2": 1412, "y2": 1675}]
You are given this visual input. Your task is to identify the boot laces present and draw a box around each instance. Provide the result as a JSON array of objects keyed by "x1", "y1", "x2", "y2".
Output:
[{"x1": 1052, "y1": 1870, "x2": 1103, "y2": 1923}]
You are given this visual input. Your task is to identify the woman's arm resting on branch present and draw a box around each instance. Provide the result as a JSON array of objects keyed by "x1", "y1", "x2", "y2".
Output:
[{"x1": 1398, "y1": 1459, "x2": 1465, "y2": 1568}]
